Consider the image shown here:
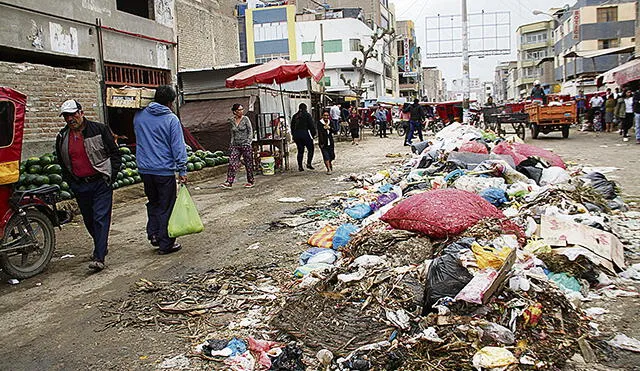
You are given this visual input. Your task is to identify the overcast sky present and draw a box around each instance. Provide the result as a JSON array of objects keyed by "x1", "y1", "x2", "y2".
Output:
[{"x1": 390, "y1": 0, "x2": 571, "y2": 84}]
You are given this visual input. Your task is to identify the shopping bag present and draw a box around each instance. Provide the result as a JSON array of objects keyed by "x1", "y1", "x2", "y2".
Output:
[
  {"x1": 168, "y1": 185, "x2": 204, "y2": 238},
  {"x1": 307, "y1": 225, "x2": 337, "y2": 249}
]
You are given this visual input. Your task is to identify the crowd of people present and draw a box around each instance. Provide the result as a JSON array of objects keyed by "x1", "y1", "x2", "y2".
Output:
[{"x1": 576, "y1": 87, "x2": 640, "y2": 143}]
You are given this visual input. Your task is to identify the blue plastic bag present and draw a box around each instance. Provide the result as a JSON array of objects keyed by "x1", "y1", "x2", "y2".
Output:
[
  {"x1": 345, "y1": 204, "x2": 373, "y2": 220},
  {"x1": 332, "y1": 224, "x2": 359, "y2": 249},
  {"x1": 226, "y1": 338, "x2": 247, "y2": 357},
  {"x1": 479, "y1": 187, "x2": 509, "y2": 207},
  {"x1": 299, "y1": 247, "x2": 326, "y2": 265},
  {"x1": 378, "y1": 183, "x2": 393, "y2": 193}
]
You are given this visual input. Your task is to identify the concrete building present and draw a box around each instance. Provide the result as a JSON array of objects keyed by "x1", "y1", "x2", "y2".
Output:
[
  {"x1": 0, "y1": 0, "x2": 177, "y2": 157},
  {"x1": 494, "y1": 61, "x2": 517, "y2": 103},
  {"x1": 553, "y1": 0, "x2": 637, "y2": 94},
  {"x1": 482, "y1": 82, "x2": 494, "y2": 103},
  {"x1": 175, "y1": 0, "x2": 239, "y2": 70},
  {"x1": 421, "y1": 67, "x2": 445, "y2": 102},
  {"x1": 296, "y1": 17, "x2": 385, "y2": 98},
  {"x1": 506, "y1": 65, "x2": 519, "y2": 101},
  {"x1": 516, "y1": 20, "x2": 556, "y2": 98},
  {"x1": 396, "y1": 20, "x2": 421, "y2": 99},
  {"x1": 243, "y1": 4, "x2": 298, "y2": 63}
]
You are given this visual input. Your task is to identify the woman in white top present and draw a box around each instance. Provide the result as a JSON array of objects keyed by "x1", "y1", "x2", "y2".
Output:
[{"x1": 620, "y1": 89, "x2": 635, "y2": 140}]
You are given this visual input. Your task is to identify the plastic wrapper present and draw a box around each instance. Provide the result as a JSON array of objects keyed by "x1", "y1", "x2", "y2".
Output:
[
  {"x1": 293, "y1": 263, "x2": 334, "y2": 278},
  {"x1": 332, "y1": 223, "x2": 359, "y2": 249},
  {"x1": 454, "y1": 268, "x2": 498, "y2": 304},
  {"x1": 345, "y1": 204, "x2": 373, "y2": 220},
  {"x1": 472, "y1": 347, "x2": 517, "y2": 369},
  {"x1": 480, "y1": 322, "x2": 515, "y2": 345},
  {"x1": 582, "y1": 172, "x2": 617, "y2": 199},
  {"x1": 422, "y1": 243, "x2": 474, "y2": 313},
  {"x1": 492, "y1": 141, "x2": 566, "y2": 168},
  {"x1": 479, "y1": 187, "x2": 508, "y2": 206},
  {"x1": 471, "y1": 243, "x2": 511, "y2": 270},
  {"x1": 539, "y1": 166, "x2": 571, "y2": 186},
  {"x1": 167, "y1": 185, "x2": 205, "y2": 238},
  {"x1": 381, "y1": 189, "x2": 519, "y2": 239},
  {"x1": 458, "y1": 140, "x2": 489, "y2": 154}
]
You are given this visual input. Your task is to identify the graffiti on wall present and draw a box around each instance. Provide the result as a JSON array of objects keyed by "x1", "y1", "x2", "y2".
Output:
[{"x1": 49, "y1": 22, "x2": 78, "y2": 55}]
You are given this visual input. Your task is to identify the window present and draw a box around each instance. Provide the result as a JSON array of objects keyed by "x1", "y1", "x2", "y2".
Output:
[
  {"x1": 525, "y1": 49, "x2": 547, "y2": 60},
  {"x1": 349, "y1": 39, "x2": 361, "y2": 52},
  {"x1": 323, "y1": 40, "x2": 342, "y2": 53},
  {"x1": 598, "y1": 39, "x2": 619, "y2": 49},
  {"x1": 319, "y1": 76, "x2": 331, "y2": 86},
  {"x1": 301, "y1": 41, "x2": 315, "y2": 55},
  {"x1": 116, "y1": 0, "x2": 153, "y2": 19},
  {"x1": 381, "y1": 15, "x2": 389, "y2": 30},
  {"x1": 0, "y1": 101, "x2": 15, "y2": 147},
  {"x1": 523, "y1": 32, "x2": 547, "y2": 44},
  {"x1": 597, "y1": 7, "x2": 618, "y2": 22}
]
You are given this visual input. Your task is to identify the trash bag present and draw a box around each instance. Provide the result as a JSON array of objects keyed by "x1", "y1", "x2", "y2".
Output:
[
  {"x1": 306, "y1": 249, "x2": 338, "y2": 265},
  {"x1": 332, "y1": 223, "x2": 359, "y2": 249},
  {"x1": 299, "y1": 247, "x2": 327, "y2": 265},
  {"x1": 270, "y1": 344, "x2": 305, "y2": 371},
  {"x1": 370, "y1": 192, "x2": 398, "y2": 211},
  {"x1": 307, "y1": 225, "x2": 337, "y2": 249},
  {"x1": 539, "y1": 166, "x2": 571, "y2": 186},
  {"x1": 582, "y1": 172, "x2": 617, "y2": 199},
  {"x1": 381, "y1": 189, "x2": 519, "y2": 239},
  {"x1": 458, "y1": 140, "x2": 489, "y2": 154},
  {"x1": 492, "y1": 141, "x2": 565, "y2": 168},
  {"x1": 453, "y1": 175, "x2": 506, "y2": 194},
  {"x1": 411, "y1": 140, "x2": 431, "y2": 155},
  {"x1": 167, "y1": 185, "x2": 204, "y2": 238},
  {"x1": 345, "y1": 203, "x2": 373, "y2": 220},
  {"x1": 516, "y1": 157, "x2": 548, "y2": 185},
  {"x1": 422, "y1": 248, "x2": 474, "y2": 314},
  {"x1": 479, "y1": 187, "x2": 509, "y2": 207}
]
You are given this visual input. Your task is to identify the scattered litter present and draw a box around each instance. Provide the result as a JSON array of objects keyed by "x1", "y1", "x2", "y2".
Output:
[
  {"x1": 7, "y1": 279, "x2": 19, "y2": 285},
  {"x1": 278, "y1": 197, "x2": 306, "y2": 203},
  {"x1": 158, "y1": 354, "x2": 190, "y2": 369},
  {"x1": 607, "y1": 334, "x2": 640, "y2": 353},
  {"x1": 247, "y1": 242, "x2": 260, "y2": 250},
  {"x1": 583, "y1": 307, "x2": 607, "y2": 317},
  {"x1": 60, "y1": 254, "x2": 75, "y2": 259},
  {"x1": 472, "y1": 347, "x2": 517, "y2": 369}
]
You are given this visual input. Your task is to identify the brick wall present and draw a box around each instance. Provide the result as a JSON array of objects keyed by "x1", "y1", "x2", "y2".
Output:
[
  {"x1": 0, "y1": 61, "x2": 100, "y2": 155},
  {"x1": 176, "y1": 0, "x2": 240, "y2": 70}
]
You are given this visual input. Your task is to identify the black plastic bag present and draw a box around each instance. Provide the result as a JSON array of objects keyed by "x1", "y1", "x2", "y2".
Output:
[
  {"x1": 422, "y1": 239, "x2": 475, "y2": 315},
  {"x1": 583, "y1": 172, "x2": 617, "y2": 200},
  {"x1": 516, "y1": 157, "x2": 549, "y2": 185},
  {"x1": 270, "y1": 344, "x2": 305, "y2": 371}
]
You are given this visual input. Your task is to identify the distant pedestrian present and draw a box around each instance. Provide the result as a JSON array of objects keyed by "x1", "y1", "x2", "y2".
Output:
[
  {"x1": 530, "y1": 80, "x2": 546, "y2": 104},
  {"x1": 290, "y1": 103, "x2": 316, "y2": 171},
  {"x1": 575, "y1": 90, "x2": 587, "y2": 120},
  {"x1": 330, "y1": 103, "x2": 341, "y2": 132},
  {"x1": 221, "y1": 103, "x2": 255, "y2": 188},
  {"x1": 405, "y1": 99, "x2": 425, "y2": 145},
  {"x1": 348, "y1": 107, "x2": 361, "y2": 145},
  {"x1": 589, "y1": 93, "x2": 604, "y2": 131},
  {"x1": 615, "y1": 89, "x2": 634, "y2": 140},
  {"x1": 55, "y1": 99, "x2": 121, "y2": 271},
  {"x1": 372, "y1": 106, "x2": 388, "y2": 138},
  {"x1": 134, "y1": 85, "x2": 187, "y2": 255},
  {"x1": 634, "y1": 89, "x2": 640, "y2": 144},
  {"x1": 605, "y1": 93, "x2": 616, "y2": 133},
  {"x1": 317, "y1": 110, "x2": 337, "y2": 174}
]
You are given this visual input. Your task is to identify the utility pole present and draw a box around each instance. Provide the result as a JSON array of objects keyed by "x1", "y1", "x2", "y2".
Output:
[
  {"x1": 320, "y1": 23, "x2": 325, "y2": 107},
  {"x1": 461, "y1": 0, "x2": 470, "y2": 123}
]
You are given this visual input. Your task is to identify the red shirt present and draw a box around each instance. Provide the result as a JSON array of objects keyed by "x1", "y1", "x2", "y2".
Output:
[{"x1": 68, "y1": 131, "x2": 97, "y2": 178}]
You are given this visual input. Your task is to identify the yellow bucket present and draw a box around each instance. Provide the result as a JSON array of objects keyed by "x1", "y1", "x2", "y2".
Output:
[{"x1": 260, "y1": 156, "x2": 275, "y2": 176}]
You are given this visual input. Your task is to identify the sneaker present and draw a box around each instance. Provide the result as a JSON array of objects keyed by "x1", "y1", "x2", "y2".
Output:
[
  {"x1": 158, "y1": 243, "x2": 182, "y2": 255},
  {"x1": 220, "y1": 182, "x2": 232, "y2": 189},
  {"x1": 243, "y1": 182, "x2": 255, "y2": 188},
  {"x1": 306, "y1": 164, "x2": 315, "y2": 170},
  {"x1": 88, "y1": 261, "x2": 105, "y2": 271}
]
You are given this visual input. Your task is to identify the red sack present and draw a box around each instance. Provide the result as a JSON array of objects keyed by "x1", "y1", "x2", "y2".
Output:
[
  {"x1": 458, "y1": 141, "x2": 489, "y2": 154},
  {"x1": 492, "y1": 142, "x2": 565, "y2": 169},
  {"x1": 381, "y1": 189, "x2": 514, "y2": 239}
]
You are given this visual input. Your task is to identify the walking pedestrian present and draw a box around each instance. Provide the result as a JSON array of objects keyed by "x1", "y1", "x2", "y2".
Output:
[
  {"x1": 55, "y1": 99, "x2": 121, "y2": 271},
  {"x1": 330, "y1": 103, "x2": 341, "y2": 133},
  {"x1": 348, "y1": 107, "x2": 361, "y2": 145},
  {"x1": 634, "y1": 89, "x2": 640, "y2": 144},
  {"x1": 373, "y1": 105, "x2": 388, "y2": 138},
  {"x1": 589, "y1": 93, "x2": 604, "y2": 131},
  {"x1": 604, "y1": 92, "x2": 616, "y2": 133},
  {"x1": 317, "y1": 110, "x2": 336, "y2": 174},
  {"x1": 575, "y1": 90, "x2": 587, "y2": 124},
  {"x1": 616, "y1": 89, "x2": 634, "y2": 141},
  {"x1": 134, "y1": 85, "x2": 187, "y2": 255},
  {"x1": 405, "y1": 99, "x2": 425, "y2": 145},
  {"x1": 290, "y1": 103, "x2": 316, "y2": 171},
  {"x1": 221, "y1": 103, "x2": 255, "y2": 188}
]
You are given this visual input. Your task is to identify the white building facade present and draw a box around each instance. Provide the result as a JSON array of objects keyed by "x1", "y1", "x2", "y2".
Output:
[{"x1": 296, "y1": 17, "x2": 385, "y2": 98}]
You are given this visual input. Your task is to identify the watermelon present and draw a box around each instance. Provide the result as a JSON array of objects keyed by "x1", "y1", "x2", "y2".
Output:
[
  {"x1": 28, "y1": 165, "x2": 42, "y2": 174},
  {"x1": 60, "y1": 181, "x2": 70, "y2": 191},
  {"x1": 48, "y1": 174, "x2": 63, "y2": 185},
  {"x1": 39, "y1": 156, "x2": 53, "y2": 166},
  {"x1": 193, "y1": 162, "x2": 203, "y2": 171},
  {"x1": 121, "y1": 154, "x2": 131, "y2": 162},
  {"x1": 187, "y1": 163, "x2": 195, "y2": 172},
  {"x1": 44, "y1": 164, "x2": 62, "y2": 175},
  {"x1": 33, "y1": 175, "x2": 49, "y2": 186},
  {"x1": 185, "y1": 145, "x2": 192, "y2": 152},
  {"x1": 120, "y1": 163, "x2": 126, "y2": 170},
  {"x1": 119, "y1": 146, "x2": 131, "y2": 155},
  {"x1": 187, "y1": 155, "x2": 197, "y2": 163},
  {"x1": 18, "y1": 174, "x2": 27, "y2": 184},
  {"x1": 213, "y1": 151, "x2": 224, "y2": 158},
  {"x1": 117, "y1": 172, "x2": 124, "y2": 180},
  {"x1": 220, "y1": 156, "x2": 229, "y2": 164},
  {"x1": 26, "y1": 157, "x2": 41, "y2": 166},
  {"x1": 19, "y1": 163, "x2": 26, "y2": 173},
  {"x1": 17, "y1": 185, "x2": 26, "y2": 191},
  {"x1": 59, "y1": 191, "x2": 72, "y2": 200},
  {"x1": 204, "y1": 158, "x2": 216, "y2": 166},
  {"x1": 27, "y1": 184, "x2": 38, "y2": 190},
  {"x1": 133, "y1": 175, "x2": 142, "y2": 183},
  {"x1": 195, "y1": 150, "x2": 206, "y2": 158},
  {"x1": 112, "y1": 183, "x2": 119, "y2": 190},
  {"x1": 116, "y1": 180, "x2": 124, "y2": 188}
]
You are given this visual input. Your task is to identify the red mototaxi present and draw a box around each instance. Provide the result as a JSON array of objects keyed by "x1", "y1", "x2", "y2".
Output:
[{"x1": 423, "y1": 100, "x2": 477, "y2": 124}]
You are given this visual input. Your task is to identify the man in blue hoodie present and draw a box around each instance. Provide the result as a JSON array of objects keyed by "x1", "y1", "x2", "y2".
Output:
[{"x1": 134, "y1": 85, "x2": 187, "y2": 255}]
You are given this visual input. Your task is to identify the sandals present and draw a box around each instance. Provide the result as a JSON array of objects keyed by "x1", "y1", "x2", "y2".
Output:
[
  {"x1": 220, "y1": 182, "x2": 232, "y2": 189},
  {"x1": 243, "y1": 183, "x2": 255, "y2": 188}
]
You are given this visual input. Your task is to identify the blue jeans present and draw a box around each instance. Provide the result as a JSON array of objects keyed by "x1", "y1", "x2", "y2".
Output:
[
  {"x1": 635, "y1": 113, "x2": 640, "y2": 140},
  {"x1": 70, "y1": 179, "x2": 113, "y2": 262},
  {"x1": 406, "y1": 120, "x2": 423, "y2": 144},
  {"x1": 142, "y1": 174, "x2": 177, "y2": 251}
]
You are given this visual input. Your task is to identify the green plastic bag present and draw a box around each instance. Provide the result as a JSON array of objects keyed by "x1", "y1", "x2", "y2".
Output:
[{"x1": 168, "y1": 185, "x2": 204, "y2": 238}]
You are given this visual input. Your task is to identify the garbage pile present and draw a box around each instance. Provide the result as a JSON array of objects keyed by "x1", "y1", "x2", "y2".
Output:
[{"x1": 267, "y1": 123, "x2": 640, "y2": 370}]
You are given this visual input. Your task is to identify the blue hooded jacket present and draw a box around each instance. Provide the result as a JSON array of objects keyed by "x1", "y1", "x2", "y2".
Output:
[{"x1": 134, "y1": 102, "x2": 187, "y2": 177}]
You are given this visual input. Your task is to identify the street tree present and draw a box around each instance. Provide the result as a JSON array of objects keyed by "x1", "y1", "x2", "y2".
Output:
[{"x1": 340, "y1": 27, "x2": 395, "y2": 98}]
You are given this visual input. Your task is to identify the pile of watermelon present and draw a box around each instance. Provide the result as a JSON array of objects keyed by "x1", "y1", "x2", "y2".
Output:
[
  {"x1": 186, "y1": 146, "x2": 229, "y2": 172},
  {"x1": 16, "y1": 153, "x2": 74, "y2": 200},
  {"x1": 14, "y1": 145, "x2": 228, "y2": 200}
]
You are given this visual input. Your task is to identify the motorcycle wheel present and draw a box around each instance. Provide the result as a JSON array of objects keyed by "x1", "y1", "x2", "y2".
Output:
[
  {"x1": 397, "y1": 126, "x2": 406, "y2": 137},
  {"x1": 0, "y1": 209, "x2": 56, "y2": 279}
]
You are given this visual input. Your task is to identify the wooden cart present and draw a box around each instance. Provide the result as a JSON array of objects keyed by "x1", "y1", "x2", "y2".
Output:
[{"x1": 525, "y1": 102, "x2": 576, "y2": 139}]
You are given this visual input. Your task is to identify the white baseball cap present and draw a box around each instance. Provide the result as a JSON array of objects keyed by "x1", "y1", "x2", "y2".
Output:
[{"x1": 59, "y1": 99, "x2": 82, "y2": 116}]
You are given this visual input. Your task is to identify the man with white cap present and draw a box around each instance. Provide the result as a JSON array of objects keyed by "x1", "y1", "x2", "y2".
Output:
[
  {"x1": 530, "y1": 80, "x2": 546, "y2": 105},
  {"x1": 55, "y1": 99, "x2": 121, "y2": 272}
]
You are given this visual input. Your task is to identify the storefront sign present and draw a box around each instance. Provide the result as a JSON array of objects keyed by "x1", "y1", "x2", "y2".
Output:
[
  {"x1": 572, "y1": 10, "x2": 580, "y2": 40},
  {"x1": 403, "y1": 37, "x2": 410, "y2": 72}
]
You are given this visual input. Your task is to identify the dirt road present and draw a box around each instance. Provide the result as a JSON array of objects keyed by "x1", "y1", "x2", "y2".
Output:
[{"x1": 0, "y1": 128, "x2": 639, "y2": 370}]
